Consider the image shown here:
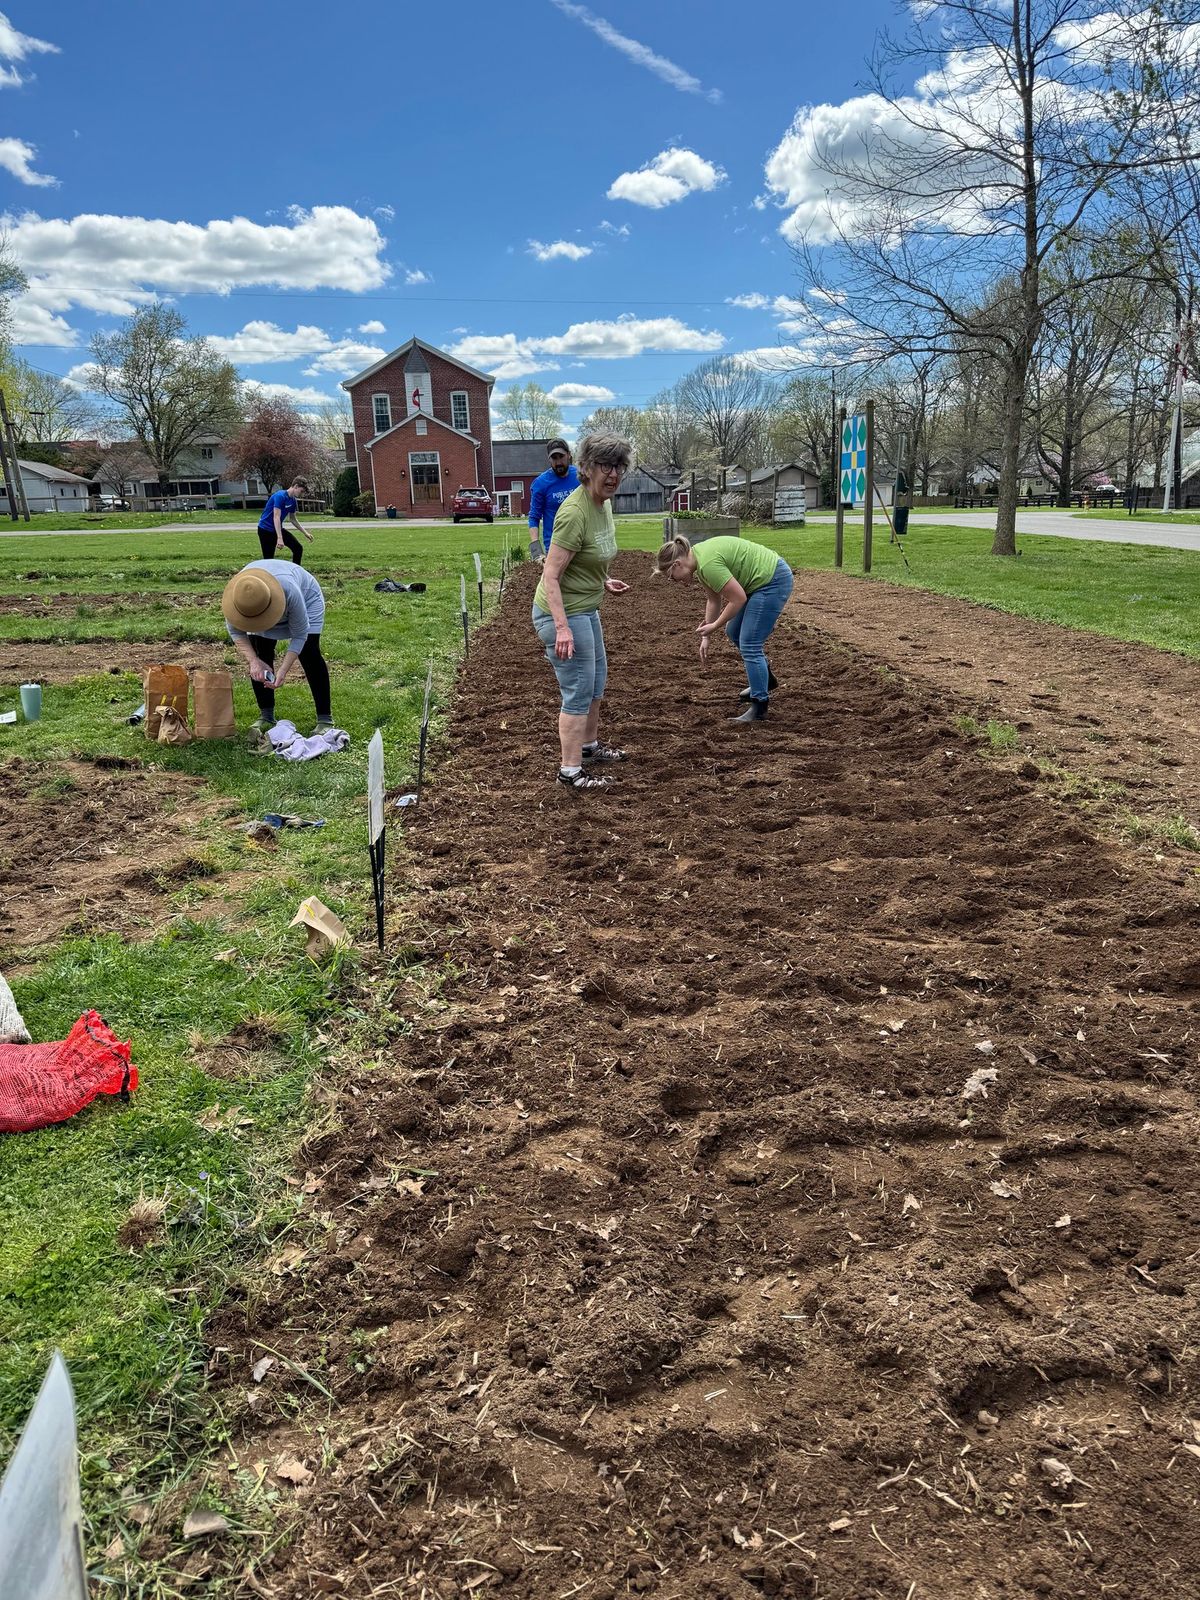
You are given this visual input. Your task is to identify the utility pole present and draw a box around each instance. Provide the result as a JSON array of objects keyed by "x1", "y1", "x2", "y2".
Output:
[{"x1": 0, "y1": 388, "x2": 30, "y2": 521}]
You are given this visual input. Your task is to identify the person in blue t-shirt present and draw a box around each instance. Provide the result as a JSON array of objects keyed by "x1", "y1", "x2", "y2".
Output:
[
  {"x1": 256, "y1": 478, "x2": 314, "y2": 565},
  {"x1": 528, "y1": 440, "x2": 580, "y2": 559}
]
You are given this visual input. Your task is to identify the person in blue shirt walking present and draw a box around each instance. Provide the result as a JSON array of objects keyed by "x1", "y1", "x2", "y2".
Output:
[
  {"x1": 528, "y1": 440, "x2": 579, "y2": 560},
  {"x1": 256, "y1": 478, "x2": 314, "y2": 565}
]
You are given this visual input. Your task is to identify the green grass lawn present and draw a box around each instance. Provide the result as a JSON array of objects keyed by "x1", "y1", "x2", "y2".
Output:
[
  {"x1": 1074, "y1": 507, "x2": 1200, "y2": 525},
  {"x1": 0, "y1": 521, "x2": 533, "y2": 1563},
  {"x1": 750, "y1": 517, "x2": 1200, "y2": 658},
  {"x1": 3, "y1": 512, "x2": 1200, "y2": 1583}
]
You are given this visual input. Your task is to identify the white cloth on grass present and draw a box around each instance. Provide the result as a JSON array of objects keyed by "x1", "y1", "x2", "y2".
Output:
[
  {"x1": 0, "y1": 969, "x2": 30, "y2": 1043},
  {"x1": 266, "y1": 719, "x2": 349, "y2": 761}
]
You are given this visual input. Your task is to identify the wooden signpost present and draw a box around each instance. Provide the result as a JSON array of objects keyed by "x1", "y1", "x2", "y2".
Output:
[
  {"x1": 460, "y1": 574, "x2": 469, "y2": 655},
  {"x1": 473, "y1": 551, "x2": 484, "y2": 619},
  {"x1": 0, "y1": 1353, "x2": 88, "y2": 1600},
  {"x1": 367, "y1": 729, "x2": 385, "y2": 949}
]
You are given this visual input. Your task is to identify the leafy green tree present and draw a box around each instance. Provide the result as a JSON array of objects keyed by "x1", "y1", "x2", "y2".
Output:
[
  {"x1": 88, "y1": 305, "x2": 241, "y2": 494},
  {"x1": 495, "y1": 382, "x2": 563, "y2": 439}
]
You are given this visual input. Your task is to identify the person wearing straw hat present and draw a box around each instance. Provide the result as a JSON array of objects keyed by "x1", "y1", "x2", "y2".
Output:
[{"x1": 221, "y1": 558, "x2": 333, "y2": 735}]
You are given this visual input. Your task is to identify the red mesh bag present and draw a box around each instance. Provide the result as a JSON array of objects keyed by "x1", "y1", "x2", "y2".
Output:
[{"x1": 0, "y1": 1011, "x2": 138, "y2": 1134}]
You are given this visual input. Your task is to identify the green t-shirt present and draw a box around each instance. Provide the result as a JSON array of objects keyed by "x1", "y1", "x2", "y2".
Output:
[
  {"x1": 693, "y1": 535, "x2": 781, "y2": 598},
  {"x1": 534, "y1": 486, "x2": 618, "y2": 615}
]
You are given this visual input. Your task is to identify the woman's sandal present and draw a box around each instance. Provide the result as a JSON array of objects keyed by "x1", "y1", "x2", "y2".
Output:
[
  {"x1": 557, "y1": 768, "x2": 613, "y2": 790},
  {"x1": 582, "y1": 741, "x2": 626, "y2": 762}
]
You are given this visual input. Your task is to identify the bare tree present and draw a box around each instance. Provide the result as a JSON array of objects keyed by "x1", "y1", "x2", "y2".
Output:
[
  {"x1": 676, "y1": 355, "x2": 777, "y2": 469},
  {"x1": 94, "y1": 441, "x2": 154, "y2": 508},
  {"x1": 8, "y1": 362, "x2": 100, "y2": 445},
  {"x1": 792, "y1": 0, "x2": 1200, "y2": 554},
  {"x1": 312, "y1": 396, "x2": 354, "y2": 450},
  {"x1": 640, "y1": 385, "x2": 702, "y2": 467},
  {"x1": 88, "y1": 304, "x2": 242, "y2": 495},
  {"x1": 577, "y1": 405, "x2": 646, "y2": 453},
  {"x1": 494, "y1": 382, "x2": 563, "y2": 439}
]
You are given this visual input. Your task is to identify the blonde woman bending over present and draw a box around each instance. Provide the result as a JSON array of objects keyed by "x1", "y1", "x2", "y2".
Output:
[{"x1": 652, "y1": 533, "x2": 793, "y2": 722}]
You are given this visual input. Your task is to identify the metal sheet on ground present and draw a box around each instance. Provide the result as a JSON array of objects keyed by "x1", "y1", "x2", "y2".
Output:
[{"x1": 0, "y1": 1353, "x2": 87, "y2": 1600}]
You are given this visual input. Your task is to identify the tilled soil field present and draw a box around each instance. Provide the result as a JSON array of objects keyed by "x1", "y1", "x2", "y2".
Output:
[
  {"x1": 224, "y1": 556, "x2": 1200, "y2": 1600},
  {"x1": 796, "y1": 571, "x2": 1200, "y2": 827},
  {"x1": 0, "y1": 639, "x2": 232, "y2": 686},
  {"x1": 0, "y1": 757, "x2": 229, "y2": 957}
]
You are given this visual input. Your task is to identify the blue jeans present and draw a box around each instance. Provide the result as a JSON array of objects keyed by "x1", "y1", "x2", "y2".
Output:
[
  {"x1": 725, "y1": 559, "x2": 793, "y2": 700},
  {"x1": 532, "y1": 606, "x2": 607, "y2": 715}
]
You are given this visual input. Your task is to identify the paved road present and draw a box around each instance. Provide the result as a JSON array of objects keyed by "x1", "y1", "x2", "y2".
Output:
[
  {"x1": 4, "y1": 510, "x2": 1200, "y2": 552},
  {"x1": 804, "y1": 508, "x2": 1200, "y2": 552}
]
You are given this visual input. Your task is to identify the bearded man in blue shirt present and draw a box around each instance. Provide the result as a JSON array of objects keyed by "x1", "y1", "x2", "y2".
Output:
[{"x1": 528, "y1": 440, "x2": 580, "y2": 561}]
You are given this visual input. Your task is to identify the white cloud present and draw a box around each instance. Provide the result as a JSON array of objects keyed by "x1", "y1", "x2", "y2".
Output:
[
  {"x1": 450, "y1": 315, "x2": 723, "y2": 380},
  {"x1": 304, "y1": 341, "x2": 387, "y2": 376},
  {"x1": 358, "y1": 318, "x2": 386, "y2": 334},
  {"x1": 546, "y1": 382, "x2": 616, "y2": 406},
  {"x1": 10, "y1": 298, "x2": 76, "y2": 346},
  {"x1": 549, "y1": 0, "x2": 720, "y2": 102},
  {"x1": 205, "y1": 319, "x2": 386, "y2": 378},
  {"x1": 7, "y1": 205, "x2": 390, "y2": 321},
  {"x1": 404, "y1": 267, "x2": 431, "y2": 285},
  {"x1": 528, "y1": 238, "x2": 593, "y2": 262},
  {"x1": 374, "y1": 204, "x2": 395, "y2": 221},
  {"x1": 763, "y1": 55, "x2": 1071, "y2": 245},
  {"x1": 598, "y1": 219, "x2": 631, "y2": 237},
  {"x1": 0, "y1": 136, "x2": 55, "y2": 186},
  {"x1": 727, "y1": 292, "x2": 769, "y2": 309},
  {"x1": 0, "y1": 13, "x2": 57, "y2": 88},
  {"x1": 243, "y1": 380, "x2": 337, "y2": 409},
  {"x1": 63, "y1": 361, "x2": 99, "y2": 390},
  {"x1": 607, "y1": 147, "x2": 726, "y2": 209},
  {"x1": 208, "y1": 320, "x2": 333, "y2": 363}
]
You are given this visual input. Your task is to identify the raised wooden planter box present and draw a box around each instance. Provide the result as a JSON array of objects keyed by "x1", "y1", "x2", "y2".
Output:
[{"x1": 661, "y1": 514, "x2": 739, "y2": 544}]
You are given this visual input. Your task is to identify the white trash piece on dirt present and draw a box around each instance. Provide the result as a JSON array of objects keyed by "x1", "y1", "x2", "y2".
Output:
[
  {"x1": 1039, "y1": 1457, "x2": 1075, "y2": 1491},
  {"x1": 0, "y1": 969, "x2": 30, "y2": 1043},
  {"x1": 962, "y1": 1065, "x2": 999, "y2": 1099}
]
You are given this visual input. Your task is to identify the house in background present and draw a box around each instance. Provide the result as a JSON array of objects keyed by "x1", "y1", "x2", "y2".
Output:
[
  {"x1": 725, "y1": 462, "x2": 823, "y2": 509},
  {"x1": 0, "y1": 458, "x2": 91, "y2": 514},
  {"x1": 491, "y1": 438, "x2": 558, "y2": 517},
  {"x1": 343, "y1": 337, "x2": 495, "y2": 518}
]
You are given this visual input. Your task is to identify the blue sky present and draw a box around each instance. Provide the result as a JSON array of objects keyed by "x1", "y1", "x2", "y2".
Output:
[{"x1": 2, "y1": 0, "x2": 894, "y2": 432}]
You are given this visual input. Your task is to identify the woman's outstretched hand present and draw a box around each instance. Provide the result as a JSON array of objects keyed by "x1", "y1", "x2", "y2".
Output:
[
  {"x1": 696, "y1": 619, "x2": 721, "y2": 637},
  {"x1": 698, "y1": 634, "x2": 711, "y2": 665},
  {"x1": 604, "y1": 577, "x2": 630, "y2": 593}
]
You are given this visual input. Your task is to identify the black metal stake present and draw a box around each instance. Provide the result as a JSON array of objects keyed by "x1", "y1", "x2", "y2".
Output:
[{"x1": 417, "y1": 659, "x2": 432, "y2": 806}]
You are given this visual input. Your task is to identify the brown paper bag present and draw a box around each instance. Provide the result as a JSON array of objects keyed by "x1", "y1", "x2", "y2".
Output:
[
  {"x1": 156, "y1": 705, "x2": 193, "y2": 746},
  {"x1": 192, "y1": 669, "x2": 236, "y2": 739},
  {"x1": 144, "y1": 664, "x2": 188, "y2": 740}
]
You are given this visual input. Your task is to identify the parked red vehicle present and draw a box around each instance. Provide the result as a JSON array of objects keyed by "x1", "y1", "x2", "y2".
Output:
[{"x1": 452, "y1": 486, "x2": 494, "y2": 524}]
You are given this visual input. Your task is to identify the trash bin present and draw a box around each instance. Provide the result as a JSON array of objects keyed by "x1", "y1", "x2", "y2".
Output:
[
  {"x1": 893, "y1": 505, "x2": 910, "y2": 537},
  {"x1": 386, "y1": 505, "x2": 397, "y2": 519}
]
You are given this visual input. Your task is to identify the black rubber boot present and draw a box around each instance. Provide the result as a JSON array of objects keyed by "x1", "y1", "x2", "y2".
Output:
[
  {"x1": 739, "y1": 668, "x2": 778, "y2": 701},
  {"x1": 731, "y1": 698, "x2": 769, "y2": 724}
]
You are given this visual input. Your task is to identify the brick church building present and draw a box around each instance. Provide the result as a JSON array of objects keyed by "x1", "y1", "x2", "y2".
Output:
[{"x1": 342, "y1": 337, "x2": 496, "y2": 518}]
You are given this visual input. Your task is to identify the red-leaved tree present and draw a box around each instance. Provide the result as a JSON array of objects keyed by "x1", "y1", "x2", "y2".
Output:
[{"x1": 226, "y1": 394, "x2": 318, "y2": 493}]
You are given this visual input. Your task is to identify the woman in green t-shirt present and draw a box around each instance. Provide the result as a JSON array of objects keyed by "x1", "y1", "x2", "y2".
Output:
[
  {"x1": 531, "y1": 432, "x2": 632, "y2": 789},
  {"x1": 652, "y1": 532, "x2": 794, "y2": 722}
]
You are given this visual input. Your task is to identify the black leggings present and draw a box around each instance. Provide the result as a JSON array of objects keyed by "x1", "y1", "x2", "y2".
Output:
[
  {"x1": 249, "y1": 634, "x2": 331, "y2": 721},
  {"x1": 257, "y1": 527, "x2": 303, "y2": 564}
]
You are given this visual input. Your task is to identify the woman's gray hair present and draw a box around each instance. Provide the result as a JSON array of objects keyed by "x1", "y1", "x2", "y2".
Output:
[{"x1": 577, "y1": 431, "x2": 632, "y2": 481}]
